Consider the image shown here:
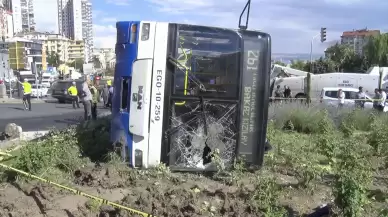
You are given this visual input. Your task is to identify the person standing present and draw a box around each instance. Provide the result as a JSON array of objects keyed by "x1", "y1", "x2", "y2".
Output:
[
  {"x1": 283, "y1": 85, "x2": 292, "y2": 103},
  {"x1": 89, "y1": 82, "x2": 99, "y2": 120},
  {"x1": 378, "y1": 88, "x2": 386, "y2": 112},
  {"x1": 67, "y1": 81, "x2": 80, "y2": 109},
  {"x1": 101, "y1": 84, "x2": 109, "y2": 108},
  {"x1": 274, "y1": 85, "x2": 283, "y2": 103},
  {"x1": 338, "y1": 89, "x2": 345, "y2": 108},
  {"x1": 355, "y1": 86, "x2": 365, "y2": 109},
  {"x1": 373, "y1": 88, "x2": 380, "y2": 110},
  {"x1": 108, "y1": 85, "x2": 114, "y2": 109},
  {"x1": 80, "y1": 81, "x2": 92, "y2": 120},
  {"x1": 16, "y1": 78, "x2": 32, "y2": 111}
]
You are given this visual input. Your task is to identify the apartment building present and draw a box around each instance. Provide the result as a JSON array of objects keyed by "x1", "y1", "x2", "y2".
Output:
[
  {"x1": 58, "y1": 0, "x2": 93, "y2": 62},
  {"x1": 5, "y1": 37, "x2": 44, "y2": 70},
  {"x1": 16, "y1": 32, "x2": 72, "y2": 63},
  {"x1": 93, "y1": 48, "x2": 115, "y2": 69},
  {"x1": 11, "y1": 0, "x2": 22, "y2": 33},
  {"x1": 20, "y1": 0, "x2": 35, "y2": 32},
  {"x1": 0, "y1": 0, "x2": 14, "y2": 40},
  {"x1": 0, "y1": 42, "x2": 10, "y2": 79},
  {"x1": 68, "y1": 39, "x2": 84, "y2": 62},
  {"x1": 341, "y1": 29, "x2": 380, "y2": 55},
  {"x1": 81, "y1": 0, "x2": 92, "y2": 62}
]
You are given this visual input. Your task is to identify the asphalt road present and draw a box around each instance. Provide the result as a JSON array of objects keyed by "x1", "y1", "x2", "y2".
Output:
[{"x1": 0, "y1": 102, "x2": 109, "y2": 131}]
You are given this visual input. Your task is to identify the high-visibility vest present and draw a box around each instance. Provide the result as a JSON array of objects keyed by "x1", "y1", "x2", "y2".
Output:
[
  {"x1": 68, "y1": 86, "x2": 78, "y2": 96},
  {"x1": 22, "y1": 82, "x2": 32, "y2": 94},
  {"x1": 107, "y1": 80, "x2": 112, "y2": 86}
]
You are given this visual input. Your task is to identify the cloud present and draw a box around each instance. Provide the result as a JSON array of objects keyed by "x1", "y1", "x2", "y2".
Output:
[
  {"x1": 34, "y1": 0, "x2": 58, "y2": 32},
  {"x1": 93, "y1": 24, "x2": 116, "y2": 48},
  {"x1": 101, "y1": 17, "x2": 117, "y2": 23},
  {"x1": 105, "y1": 0, "x2": 131, "y2": 6},
  {"x1": 145, "y1": 0, "x2": 388, "y2": 53}
]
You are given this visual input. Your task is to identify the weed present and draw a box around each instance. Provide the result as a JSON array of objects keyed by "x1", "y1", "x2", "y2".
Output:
[
  {"x1": 85, "y1": 199, "x2": 101, "y2": 212},
  {"x1": 367, "y1": 118, "x2": 388, "y2": 156},
  {"x1": 250, "y1": 174, "x2": 286, "y2": 216},
  {"x1": 333, "y1": 140, "x2": 373, "y2": 217}
]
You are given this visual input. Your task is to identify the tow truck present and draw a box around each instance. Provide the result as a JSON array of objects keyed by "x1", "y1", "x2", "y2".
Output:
[{"x1": 110, "y1": 0, "x2": 272, "y2": 171}]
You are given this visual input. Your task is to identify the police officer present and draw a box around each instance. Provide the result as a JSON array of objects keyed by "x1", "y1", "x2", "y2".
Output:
[
  {"x1": 16, "y1": 78, "x2": 32, "y2": 111},
  {"x1": 67, "y1": 81, "x2": 80, "y2": 109}
]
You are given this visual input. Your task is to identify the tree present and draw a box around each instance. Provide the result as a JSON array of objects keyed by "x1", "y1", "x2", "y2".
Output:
[
  {"x1": 303, "y1": 57, "x2": 336, "y2": 74},
  {"x1": 105, "y1": 66, "x2": 115, "y2": 76},
  {"x1": 68, "y1": 58, "x2": 84, "y2": 72},
  {"x1": 273, "y1": 60, "x2": 286, "y2": 66},
  {"x1": 46, "y1": 51, "x2": 61, "y2": 67},
  {"x1": 324, "y1": 43, "x2": 365, "y2": 72},
  {"x1": 363, "y1": 33, "x2": 388, "y2": 67},
  {"x1": 93, "y1": 56, "x2": 102, "y2": 69},
  {"x1": 290, "y1": 60, "x2": 307, "y2": 71}
]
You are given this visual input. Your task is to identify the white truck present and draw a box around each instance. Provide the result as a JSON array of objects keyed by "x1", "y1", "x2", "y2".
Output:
[{"x1": 270, "y1": 66, "x2": 388, "y2": 99}]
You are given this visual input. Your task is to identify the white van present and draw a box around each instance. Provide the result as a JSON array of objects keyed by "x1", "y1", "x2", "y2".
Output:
[{"x1": 320, "y1": 87, "x2": 387, "y2": 112}]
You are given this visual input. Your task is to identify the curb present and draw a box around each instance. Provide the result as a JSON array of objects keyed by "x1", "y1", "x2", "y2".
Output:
[
  {"x1": 0, "y1": 112, "x2": 111, "y2": 151},
  {"x1": 0, "y1": 130, "x2": 50, "y2": 150}
]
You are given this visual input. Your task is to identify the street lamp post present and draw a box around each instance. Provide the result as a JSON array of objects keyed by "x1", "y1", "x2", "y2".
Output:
[
  {"x1": 310, "y1": 34, "x2": 320, "y2": 74},
  {"x1": 7, "y1": 60, "x2": 11, "y2": 99}
]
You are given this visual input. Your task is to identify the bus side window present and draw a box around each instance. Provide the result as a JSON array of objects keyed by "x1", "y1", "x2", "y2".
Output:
[{"x1": 121, "y1": 78, "x2": 130, "y2": 110}]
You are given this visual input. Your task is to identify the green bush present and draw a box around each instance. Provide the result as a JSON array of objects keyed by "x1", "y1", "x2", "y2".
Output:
[
  {"x1": 274, "y1": 108, "x2": 334, "y2": 134},
  {"x1": 339, "y1": 110, "x2": 377, "y2": 132},
  {"x1": 15, "y1": 127, "x2": 88, "y2": 175},
  {"x1": 75, "y1": 117, "x2": 112, "y2": 162},
  {"x1": 8, "y1": 116, "x2": 113, "y2": 179},
  {"x1": 367, "y1": 116, "x2": 388, "y2": 155}
]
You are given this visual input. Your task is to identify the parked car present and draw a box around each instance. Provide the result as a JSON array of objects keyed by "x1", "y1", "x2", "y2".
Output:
[
  {"x1": 49, "y1": 79, "x2": 84, "y2": 103},
  {"x1": 31, "y1": 84, "x2": 49, "y2": 98},
  {"x1": 320, "y1": 87, "x2": 388, "y2": 112}
]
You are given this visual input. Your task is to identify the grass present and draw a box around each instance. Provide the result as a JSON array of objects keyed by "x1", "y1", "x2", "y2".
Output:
[{"x1": 0, "y1": 105, "x2": 388, "y2": 216}]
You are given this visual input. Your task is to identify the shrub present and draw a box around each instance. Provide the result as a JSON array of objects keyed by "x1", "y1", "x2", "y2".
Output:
[
  {"x1": 367, "y1": 116, "x2": 388, "y2": 155},
  {"x1": 14, "y1": 127, "x2": 88, "y2": 175},
  {"x1": 339, "y1": 109, "x2": 377, "y2": 132},
  {"x1": 9, "y1": 116, "x2": 113, "y2": 179},
  {"x1": 332, "y1": 139, "x2": 372, "y2": 217},
  {"x1": 273, "y1": 107, "x2": 334, "y2": 134}
]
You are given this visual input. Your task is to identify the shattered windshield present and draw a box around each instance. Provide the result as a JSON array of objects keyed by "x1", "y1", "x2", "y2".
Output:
[{"x1": 174, "y1": 25, "x2": 241, "y2": 98}]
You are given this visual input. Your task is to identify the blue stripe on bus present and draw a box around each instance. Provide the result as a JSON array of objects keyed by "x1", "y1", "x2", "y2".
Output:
[{"x1": 110, "y1": 21, "x2": 140, "y2": 166}]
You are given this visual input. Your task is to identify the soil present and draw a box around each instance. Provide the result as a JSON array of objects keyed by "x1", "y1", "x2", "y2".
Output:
[{"x1": 0, "y1": 162, "x2": 336, "y2": 217}]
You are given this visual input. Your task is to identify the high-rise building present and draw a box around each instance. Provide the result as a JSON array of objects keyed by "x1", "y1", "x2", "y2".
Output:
[
  {"x1": 11, "y1": 0, "x2": 22, "y2": 34},
  {"x1": 341, "y1": 29, "x2": 380, "y2": 55},
  {"x1": 57, "y1": 0, "x2": 92, "y2": 62},
  {"x1": 20, "y1": 0, "x2": 35, "y2": 32},
  {"x1": 81, "y1": 0, "x2": 92, "y2": 62},
  {"x1": 0, "y1": 0, "x2": 14, "y2": 39}
]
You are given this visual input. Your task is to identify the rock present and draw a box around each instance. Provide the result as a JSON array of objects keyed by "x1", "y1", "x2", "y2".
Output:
[{"x1": 4, "y1": 123, "x2": 22, "y2": 139}]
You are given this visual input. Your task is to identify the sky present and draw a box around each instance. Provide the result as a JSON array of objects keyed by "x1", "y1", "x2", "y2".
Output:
[{"x1": 33, "y1": 0, "x2": 388, "y2": 54}]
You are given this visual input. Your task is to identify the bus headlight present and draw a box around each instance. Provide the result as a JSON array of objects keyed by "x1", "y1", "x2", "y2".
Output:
[{"x1": 141, "y1": 23, "x2": 150, "y2": 41}]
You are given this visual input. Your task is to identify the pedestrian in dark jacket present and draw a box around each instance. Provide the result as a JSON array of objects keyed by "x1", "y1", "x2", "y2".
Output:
[{"x1": 102, "y1": 84, "x2": 109, "y2": 108}]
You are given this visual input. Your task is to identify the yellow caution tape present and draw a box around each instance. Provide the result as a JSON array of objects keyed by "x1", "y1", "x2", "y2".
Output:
[
  {"x1": 270, "y1": 97, "x2": 383, "y2": 101},
  {"x1": 0, "y1": 163, "x2": 155, "y2": 217}
]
